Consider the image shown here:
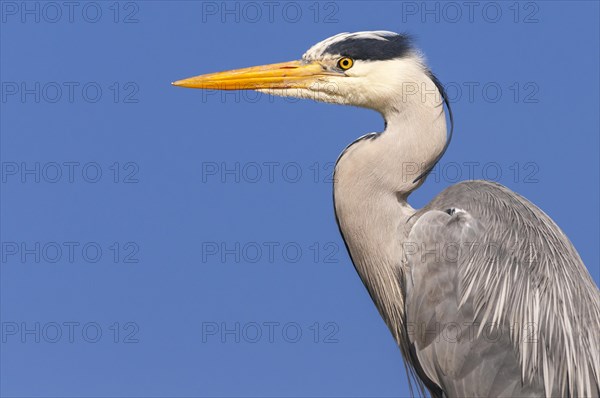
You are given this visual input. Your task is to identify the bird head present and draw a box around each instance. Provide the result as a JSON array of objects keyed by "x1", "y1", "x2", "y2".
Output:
[
  {"x1": 174, "y1": 31, "x2": 453, "y2": 182},
  {"x1": 173, "y1": 31, "x2": 440, "y2": 115}
]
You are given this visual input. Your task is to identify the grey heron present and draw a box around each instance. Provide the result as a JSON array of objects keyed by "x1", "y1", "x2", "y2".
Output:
[{"x1": 173, "y1": 31, "x2": 600, "y2": 397}]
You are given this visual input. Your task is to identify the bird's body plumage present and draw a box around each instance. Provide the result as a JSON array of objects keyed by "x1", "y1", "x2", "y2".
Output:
[
  {"x1": 175, "y1": 30, "x2": 600, "y2": 397},
  {"x1": 404, "y1": 181, "x2": 600, "y2": 397}
]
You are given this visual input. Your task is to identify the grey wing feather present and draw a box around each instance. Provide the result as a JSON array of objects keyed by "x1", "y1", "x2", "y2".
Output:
[{"x1": 404, "y1": 180, "x2": 600, "y2": 397}]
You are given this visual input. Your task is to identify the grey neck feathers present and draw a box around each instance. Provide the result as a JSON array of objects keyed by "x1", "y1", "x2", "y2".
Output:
[{"x1": 333, "y1": 77, "x2": 447, "y2": 347}]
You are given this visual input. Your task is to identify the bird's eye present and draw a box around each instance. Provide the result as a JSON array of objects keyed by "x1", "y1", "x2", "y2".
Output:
[{"x1": 337, "y1": 57, "x2": 354, "y2": 70}]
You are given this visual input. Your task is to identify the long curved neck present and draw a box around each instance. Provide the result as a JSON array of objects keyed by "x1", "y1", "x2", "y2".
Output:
[{"x1": 333, "y1": 79, "x2": 447, "y2": 344}]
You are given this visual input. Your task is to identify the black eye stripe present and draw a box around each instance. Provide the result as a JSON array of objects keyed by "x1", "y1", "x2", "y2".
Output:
[{"x1": 325, "y1": 34, "x2": 413, "y2": 61}]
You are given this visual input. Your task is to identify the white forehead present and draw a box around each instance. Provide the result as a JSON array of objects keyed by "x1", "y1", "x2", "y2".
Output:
[{"x1": 302, "y1": 31, "x2": 397, "y2": 60}]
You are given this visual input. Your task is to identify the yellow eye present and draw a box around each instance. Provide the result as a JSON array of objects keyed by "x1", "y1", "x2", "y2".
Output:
[{"x1": 337, "y1": 57, "x2": 354, "y2": 70}]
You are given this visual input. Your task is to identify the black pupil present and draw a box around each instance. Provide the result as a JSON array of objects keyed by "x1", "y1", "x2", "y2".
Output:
[{"x1": 342, "y1": 59, "x2": 349, "y2": 67}]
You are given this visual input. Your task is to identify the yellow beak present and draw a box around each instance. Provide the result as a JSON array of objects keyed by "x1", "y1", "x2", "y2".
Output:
[{"x1": 172, "y1": 60, "x2": 331, "y2": 90}]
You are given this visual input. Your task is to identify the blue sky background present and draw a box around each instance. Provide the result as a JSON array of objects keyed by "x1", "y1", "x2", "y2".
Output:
[{"x1": 1, "y1": 1, "x2": 598, "y2": 397}]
